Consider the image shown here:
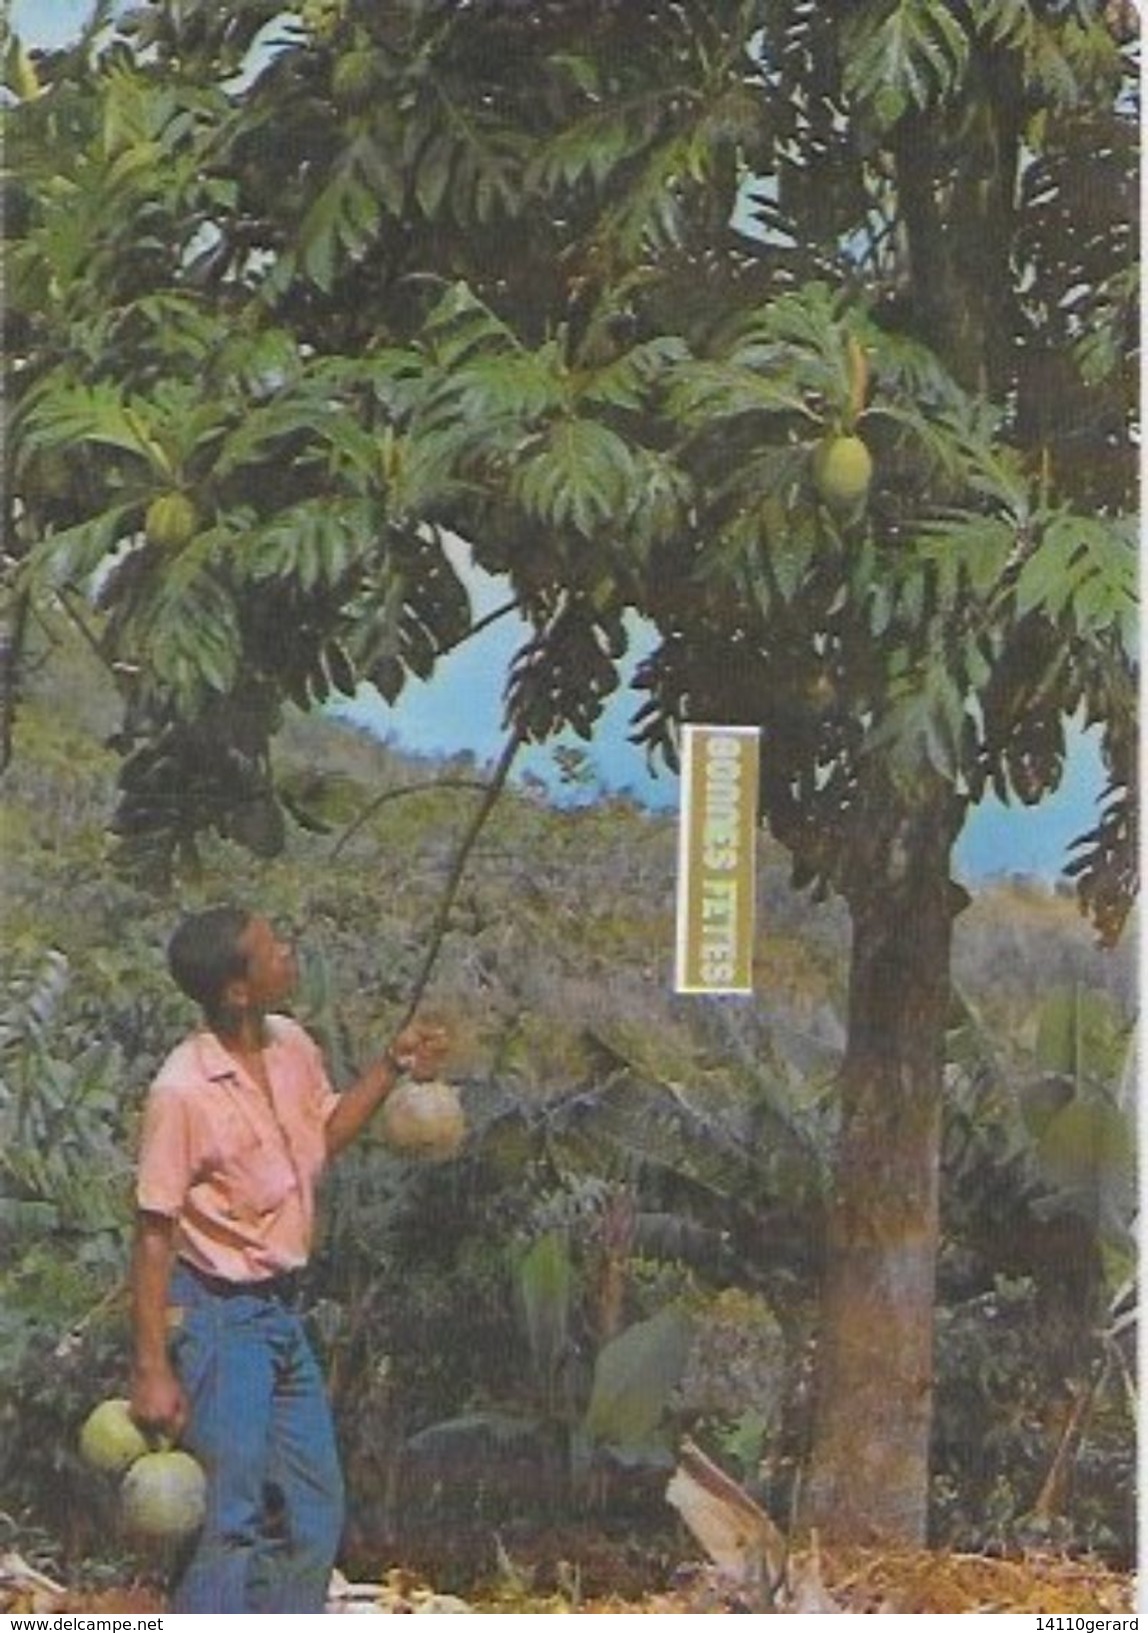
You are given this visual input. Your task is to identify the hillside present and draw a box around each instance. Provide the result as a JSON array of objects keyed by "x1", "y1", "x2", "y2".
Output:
[{"x1": 2, "y1": 627, "x2": 1130, "y2": 1081}]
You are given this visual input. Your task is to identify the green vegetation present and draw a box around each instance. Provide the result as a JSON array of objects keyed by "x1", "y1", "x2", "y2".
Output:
[
  {"x1": 5, "y1": 0, "x2": 1136, "y2": 1542},
  {"x1": 0, "y1": 637, "x2": 1135, "y2": 1583}
]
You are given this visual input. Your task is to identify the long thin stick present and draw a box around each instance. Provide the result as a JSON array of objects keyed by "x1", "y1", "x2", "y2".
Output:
[{"x1": 399, "y1": 728, "x2": 523, "y2": 1028}]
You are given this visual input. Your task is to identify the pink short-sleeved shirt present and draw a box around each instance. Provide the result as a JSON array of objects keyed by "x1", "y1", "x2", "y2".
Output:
[{"x1": 137, "y1": 1015, "x2": 340, "y2": 1283}]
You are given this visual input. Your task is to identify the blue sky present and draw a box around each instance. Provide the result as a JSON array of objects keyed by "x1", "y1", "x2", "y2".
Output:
[
  {"x1": 19, "y1": 0, "x2": 1113, "y2": 884},
  {"x1": 334, "y1": 550, "x2": 1110, "y2": 883},
  {"x1": 335, "y1": 592, "x2": 1110, "y2": 884},
  {"x1": 11, "y1": 0, "x2": 94, "y2": 48}
]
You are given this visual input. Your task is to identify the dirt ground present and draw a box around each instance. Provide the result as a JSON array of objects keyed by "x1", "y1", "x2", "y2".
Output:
[{"x1": 2, "y1": 1542, "x2": 1137, "y2": 1615}]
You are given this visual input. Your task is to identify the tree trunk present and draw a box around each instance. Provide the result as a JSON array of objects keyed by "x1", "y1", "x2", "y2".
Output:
[
  {"x1": 799, "y1": 59, "x2": 1022, "y2": 1543},
  {"x1": 802, "y1": 792, "x2": 959, "y2": 1543}
]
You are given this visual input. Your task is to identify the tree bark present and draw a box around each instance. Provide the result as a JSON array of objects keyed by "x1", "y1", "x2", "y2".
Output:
[{"x1": 802, "y1": 789, "x2": 960, "y2": 1543}]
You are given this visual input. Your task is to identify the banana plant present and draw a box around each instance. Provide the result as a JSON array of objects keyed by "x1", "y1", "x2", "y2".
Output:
[
  {"x1": 945, "y1": 981, "x2": 1137, "y2": 1291},
  {"x1": 1023, "y1": 984, "x2": 1137, "y2": 1263}
]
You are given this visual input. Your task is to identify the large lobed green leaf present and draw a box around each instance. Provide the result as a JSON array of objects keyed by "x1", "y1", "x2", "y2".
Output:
[{"x1": 583, "y1": 1304, "x2": 693, "y2": 1460}]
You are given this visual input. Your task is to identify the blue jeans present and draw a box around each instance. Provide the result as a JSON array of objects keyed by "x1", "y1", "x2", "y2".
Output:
[{"x1": 167, "y1": 1262, "x2": 344, "y2": 1613}]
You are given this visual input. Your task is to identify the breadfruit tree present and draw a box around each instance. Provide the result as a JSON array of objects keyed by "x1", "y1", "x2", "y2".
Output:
[{"x1": 5, "y1": 0, "x2": 1136, "y2": 1542}]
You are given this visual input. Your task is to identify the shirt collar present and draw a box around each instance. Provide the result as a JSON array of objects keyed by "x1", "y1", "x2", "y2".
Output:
[
  {"x1": 196, "y1": 1029, "x2": 241, "y2": 1083},
  {"x1": 195, "y1": 1019, "x2": 284, "y2": 1083}
]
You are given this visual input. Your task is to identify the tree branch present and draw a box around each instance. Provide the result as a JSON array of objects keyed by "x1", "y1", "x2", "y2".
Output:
[{"x1": 440, "y1": 595, "x2": 519, "y2": 656}]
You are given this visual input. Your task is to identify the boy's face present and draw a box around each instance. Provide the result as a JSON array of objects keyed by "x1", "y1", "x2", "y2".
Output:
[{"x1": 230, "y1": 915, "x2": 298, "y2": 1012}]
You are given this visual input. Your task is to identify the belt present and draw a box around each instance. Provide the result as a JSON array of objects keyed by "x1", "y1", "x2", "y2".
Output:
[{"x1": 177, "y1": 1259, "x2": 303, "y2": 1304}]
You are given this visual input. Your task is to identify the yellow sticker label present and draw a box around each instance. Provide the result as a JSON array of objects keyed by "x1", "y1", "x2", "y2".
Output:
[{"x1": 674, "y1": 725, "x2": 760, "y2": 994}]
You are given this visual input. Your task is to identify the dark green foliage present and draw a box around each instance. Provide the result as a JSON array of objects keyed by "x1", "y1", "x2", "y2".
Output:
[
  {"x1": 932, "y1": 1275, "x2": 1135, "y2": 1563},
  {"x1": 5, "y1": 0, "x2": 1136, "y2": 924},
  {"x1": 0, "y1": 946, "x2": 141, "y2": 1568}
]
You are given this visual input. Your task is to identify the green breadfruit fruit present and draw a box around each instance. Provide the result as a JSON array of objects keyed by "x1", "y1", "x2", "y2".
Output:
[
  {"x1": 79, "y1": 1398, "x2": 152, "y2": 1475},
  {"x1": 121, "y1": 1451, "x2": 207, "y2": 1541},
  {"x1": 144, "y1": 493, "x2": 198, "y2": 550},
  {"x1": 812, "y1": 434, "x2": 874, "y2": 513}
]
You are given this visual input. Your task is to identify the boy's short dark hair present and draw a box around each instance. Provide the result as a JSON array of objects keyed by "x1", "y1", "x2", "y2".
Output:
[{"x1": 168, "y1": 905, "x2": 253, "y2": 1014}]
